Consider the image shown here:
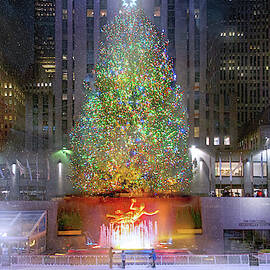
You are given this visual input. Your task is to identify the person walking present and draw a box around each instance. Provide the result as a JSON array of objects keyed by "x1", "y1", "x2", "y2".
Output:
[
  {"x1": 151, "y1": 249, "x2": 156, "y2": 268},
  {"x1": 121, "y1": 250, "x2": 126, "y2": 268},
  {"x1": 109, "y1": 247, "x2": 114, "y2": 269}
]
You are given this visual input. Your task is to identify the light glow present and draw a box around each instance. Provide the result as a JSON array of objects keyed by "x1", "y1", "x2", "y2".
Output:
[
  {"x1": 99, "y1": 220, "x2": 158, "y2": 249},
  {"x1": 122, "y1": 0, "x2": 137, "y2": 9},
  {"x1": 99, "y1": 199, "x2": 159, "y2": 249}
]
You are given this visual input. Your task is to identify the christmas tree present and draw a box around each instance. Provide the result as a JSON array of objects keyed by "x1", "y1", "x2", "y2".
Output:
[{"x1": 70, "y1": 3, "x2": 191, "y2": 195}]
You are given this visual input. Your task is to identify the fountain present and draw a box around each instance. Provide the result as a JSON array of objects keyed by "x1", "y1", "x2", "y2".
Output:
[{"x1": 99, "y1": 199, "x2": 159, "y2": 249}]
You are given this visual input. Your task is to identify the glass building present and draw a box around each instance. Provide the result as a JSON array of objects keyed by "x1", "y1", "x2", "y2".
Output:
[{"x1": 0, "y1": 211, "x2": 47, "y2": 254}]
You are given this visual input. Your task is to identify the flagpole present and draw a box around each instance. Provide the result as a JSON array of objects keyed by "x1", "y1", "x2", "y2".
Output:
[
  {"x1": 219, "y1": 152, "x2": 222, "y2": 193},
  {"x1": 229, "y1": 152, "x2": 233, "y2": 196},
  {"x1": 261, "y1": 151, "x2": 264, "y2": 192},
  {"x1": 240, "y1": 152, "x2": 243, "y2": 195},
  {"x1": 250, "y1": 153, "x2": 254, "y2": 196}
]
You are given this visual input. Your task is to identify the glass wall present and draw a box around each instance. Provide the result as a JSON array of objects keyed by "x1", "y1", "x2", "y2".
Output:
[{"x1": 215, "y1": 162, "x2": 243, "y2": 177}]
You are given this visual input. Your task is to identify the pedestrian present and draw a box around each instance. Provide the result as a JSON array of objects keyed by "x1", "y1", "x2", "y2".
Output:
[
  {"x1": 121, "y1": 250, "x2": 126, "y2": 268},
  {"x1": 109, "y1": 247, "x2": 114, "y2": 269},
  {"x1": 151, "y1": 249, "x2": 156, "y2": 268}
]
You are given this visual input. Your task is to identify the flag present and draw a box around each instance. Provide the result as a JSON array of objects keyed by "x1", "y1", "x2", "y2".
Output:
[
  {"x1": 0, "y1": 167, "x2": 4, "y2": 179},
  {"x1": 219, "y1": 153, "x2": 222, "y2": 182},
  {"x1": 229, "y1": 152, "x2": 232, "y2": 183},
  {"x1": 5, "y1": 161, "x2": 14, "y2": 176},
  {"x1": 47, "y1": 158, "x2": 50, "y2": 181},
  {"x1": 36, "y1": 155, "x2": 39, "y2": 181},
  {"x1": 26, "y1": 159, "x2": 32, "y2": 181},
  {"x1": 261, "y1": 151, "x2": 264, "y2": 179},
  {"x1": 250, "y1": 154, "x2": 253, "y2": 183},
  {"x1": 16, "y1": 159, "x2": 26, "y2": 176}
]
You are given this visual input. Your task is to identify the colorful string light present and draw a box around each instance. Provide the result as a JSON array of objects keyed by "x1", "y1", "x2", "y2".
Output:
[{"x1": 70, "y1": 7, "x2": 192, "y2": 195}]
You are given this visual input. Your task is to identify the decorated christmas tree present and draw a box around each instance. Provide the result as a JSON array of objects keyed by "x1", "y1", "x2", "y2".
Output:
[{"x1": 70, "y1": 2, "x2": 191, "y2": 195}]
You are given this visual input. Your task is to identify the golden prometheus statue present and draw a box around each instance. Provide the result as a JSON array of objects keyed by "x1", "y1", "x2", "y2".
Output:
[{"x1": 107, "y1": 199, "x2": 159, "y2": 225}]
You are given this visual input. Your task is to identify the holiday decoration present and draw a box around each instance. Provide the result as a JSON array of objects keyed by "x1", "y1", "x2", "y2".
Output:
[{"x1": 70, "y1": 4, "x2": 191, "y2": 195}]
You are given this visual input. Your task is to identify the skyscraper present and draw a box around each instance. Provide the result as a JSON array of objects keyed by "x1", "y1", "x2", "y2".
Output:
[
  {"x1": 220, "y1": 0, "x2": 270, "y2": 144},
  {"x1": 25, "y1": 0, "x2": 233, "y2": 154},
  {"x1": 25, "y1": 0, "x2": 55, "y2": 151}
]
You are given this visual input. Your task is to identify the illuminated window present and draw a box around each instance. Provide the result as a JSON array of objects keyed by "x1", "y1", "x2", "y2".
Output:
[
  {"x1": 253, "y1": 162, "x2": 267, "y2": 177},
  {"x1": 224, "y1": 136, "x2": 230, "y2": 145},
  {"x1": 206, "y1": 136, "x2": 210, "y2": 145},
  {"x1": 9, "y1": 83, "x2": 12, "y2": 88},
  {"x1": 4, "y1": 83, "x2": 7, "y2": 88},
  {"x1": 194, "y1": 127, "x2": 199, "y2": 138},
  {"x1": 62, "y1": 9, "x2": 67, "y2": 19},
  {"x1": 154, "y1": 6, "x2": 160, "y2": 17},
  {"x1": 214, "y1": 137, "x2": 220, "y2": 145},
  {"x1": 9, "y1": 91, "x2": 12, "y2": 97},
  {"x1": 4, "y1": 91, "x2": 7, "y2": 96},
  {"x1": 4, "y1": 116, "x2": 8, "y2": 120},
  {"x1": 215, "y1": 162, "x2": 243, "y2": 177},
  {"x1": 100, "y1": 9, "x2": 107, "y2": 17},
  {"x1": 9, "y1": 116, "x2": 12, "y2": 121},
  {"x1": 194, "y1": 9, "x2": 199, "y2": 19},
  {"x1": 62, "y1": 73, "x2": 68, "y2": 80},
  {"x1": 87, "y1": 9, "x2": 94, "y2": 17}
]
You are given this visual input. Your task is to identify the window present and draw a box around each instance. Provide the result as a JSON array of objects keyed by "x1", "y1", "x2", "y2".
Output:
[
  {"x1": 206, "y1": 136, "x2": 210, "y2": 145},
  {"x1": 253, "y1": 162, "x2": 267, "y2": 177},
  {"x1": 154, "y1": 6, "x2": 160, "y2": 17},
  {"x1": 194, "y1": 127, "x2": 199, "y2": 138},
  {"x1": 100, "y1": 9, "x2": 107, "y2": 17},
  {"x1": 87, "y1": 9, "x2": 94, "y2": 17},
  {"x1": 224, "y1": 136, "x2": 230, "y2": 145},
  {"x1": 214, "y1": 137, "x2": 220, "y2": 145},
  {"x1": 215, "y1": 162, "x2": 243, "y2": 177}
]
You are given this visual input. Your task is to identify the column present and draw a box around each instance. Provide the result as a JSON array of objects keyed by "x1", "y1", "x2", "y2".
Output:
[
  {"x1": 48, "y1": 92, "x2": 53, "y2": 149},
  {"x1": 199, "y1": 0, "x2": 207, "y2": 146},
  {"x1": 74, "y1": 0, "x2": 87, "y2": 118},
  {"x1": 55, "y1": 0, "x2": 63, "y2": 148},
  {"x1": 67, "y1": 0, "x2": 74, "y2": 131},
  {"x1": 94, "y1": 0, "x2": 100, "y2": 65},
  {"x1": 161, "y1": 0, "x2": 168, "y2": 35},
  {"x1": 38, "y1": 93, "x2": 43, "y2": 150},
  {"x1": 243, "y1": 156, "x2": 253, "y2": 196}
]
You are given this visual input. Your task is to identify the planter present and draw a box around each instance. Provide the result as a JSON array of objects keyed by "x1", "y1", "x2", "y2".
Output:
[{"x1": 57, "y1": 230, "x2": 82, "y2": 236}]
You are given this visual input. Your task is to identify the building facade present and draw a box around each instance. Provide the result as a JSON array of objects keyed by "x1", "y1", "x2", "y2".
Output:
[
  {"x1": 25, "y1": 0, "x2": 56, "y2": 151},
  {"x1": 0, "y1": 61, "x2": 25, "y2": 152},
  {"x1": 24, "y1": 0, "x2": 234, "y2": 153}
]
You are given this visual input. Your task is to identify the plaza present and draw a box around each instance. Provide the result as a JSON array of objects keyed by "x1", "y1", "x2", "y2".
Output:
[{"x1": 1, "y1": 0, "x2": 270, "y2": 268}]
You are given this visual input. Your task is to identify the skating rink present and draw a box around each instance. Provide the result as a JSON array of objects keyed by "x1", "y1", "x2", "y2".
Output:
[{"x1": 1, "y1": 265, "x2": 270, "y2": 270}]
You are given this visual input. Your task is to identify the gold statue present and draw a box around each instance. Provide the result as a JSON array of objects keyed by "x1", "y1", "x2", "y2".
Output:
[{"x1": 107, "y1": 199, "x2": 159, "y2": 224}]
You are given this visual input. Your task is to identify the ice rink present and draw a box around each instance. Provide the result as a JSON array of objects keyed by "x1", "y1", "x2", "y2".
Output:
[{"x1": 1, "y1": 265, "x2": 270, "y2": 270}]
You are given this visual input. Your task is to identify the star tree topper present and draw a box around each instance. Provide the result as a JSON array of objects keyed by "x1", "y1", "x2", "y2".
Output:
[{"x1": 122, "y1": 0, "x2": 137, "y2": 9}]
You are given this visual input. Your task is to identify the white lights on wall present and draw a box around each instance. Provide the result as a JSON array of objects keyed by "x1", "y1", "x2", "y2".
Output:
[
  {"x1": 224, "y1": 136, "x2": 231, "y2": 146},
  {"x1": 214, "y1": 137, "x2": 220, "y2": 146}
]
